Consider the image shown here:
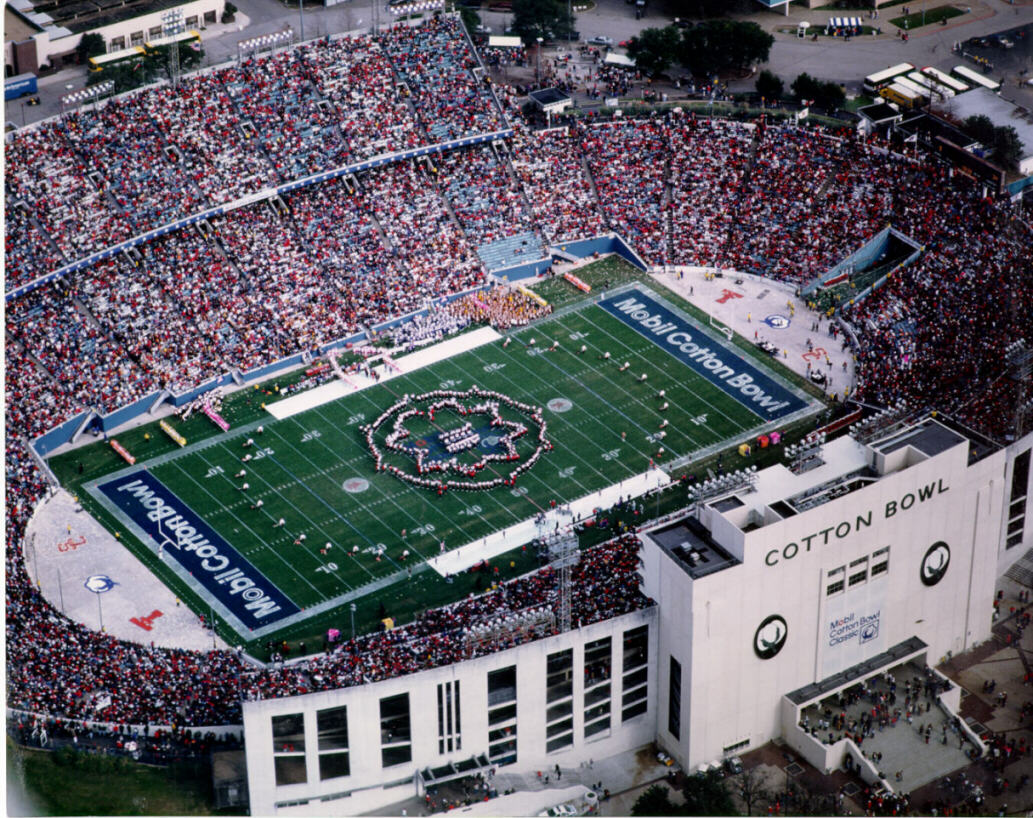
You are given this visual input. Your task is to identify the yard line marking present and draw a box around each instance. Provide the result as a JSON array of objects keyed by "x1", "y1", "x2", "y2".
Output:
[{"x1": 165, "y1": 455, "x2": 330, "y2": 599}]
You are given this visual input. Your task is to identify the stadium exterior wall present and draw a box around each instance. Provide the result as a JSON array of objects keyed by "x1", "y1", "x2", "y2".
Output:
[
  {"x1": 640, "y1": 420, "x2": 1005, "y2": 772},
  {"x1": 243, "y1": 608, "x2": 658, "y2": 815}
]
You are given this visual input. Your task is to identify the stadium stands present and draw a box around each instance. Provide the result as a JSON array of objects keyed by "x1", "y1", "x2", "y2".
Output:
[{"x1": 3, "y1": 15, "x2": 1032, "y2": 742}]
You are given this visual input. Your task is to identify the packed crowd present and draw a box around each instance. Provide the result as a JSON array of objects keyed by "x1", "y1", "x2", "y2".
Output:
[
  {"x1": 3, "y1": 16, "x2": 505, "y2": 287},
  {"x1": 241, "y1": 534, "x2": 647, "y2": 701},
  {"x1": 510, "y1": 121, "x2": 607, "y2": 245},
  {"x1": 446, "y1": 283, "x2": 553, "y2": 330},
  {"x1": 582, "y1": 119, "x2": 669, "y2": 264},
  {"x1": 377, "y1": 16, "x2": 506, "y2": 143}
]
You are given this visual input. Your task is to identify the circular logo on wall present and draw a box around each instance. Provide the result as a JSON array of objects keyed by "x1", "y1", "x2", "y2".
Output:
[
  {"x1": 920, "y1": 541, "x2": 951, "y2": 587},
  {"x1": 763, "y1": 315, "x2": 791, "y2": 330},
  {"x1": 84, "y1": 575, "x2": 118, "y2": 594},
  {"x1": 754, "y1": 614, "x2": 788, "y2": 660}
]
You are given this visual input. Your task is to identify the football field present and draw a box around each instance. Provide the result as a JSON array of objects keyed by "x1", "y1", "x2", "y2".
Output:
[{"x1": 79, "y1": 281, "x2": 817, "y2": 643}]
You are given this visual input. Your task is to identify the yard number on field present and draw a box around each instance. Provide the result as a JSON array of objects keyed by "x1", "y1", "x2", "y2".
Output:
[
  {"x1": 301, "y1": 430, "x2": 322, "y2": 442},
  {"x1": 316, "y1": 563, "x2": 338, "y2": 574},
  {"x1": 205, "y1": 465, "x2": 225, "y2": 479}
]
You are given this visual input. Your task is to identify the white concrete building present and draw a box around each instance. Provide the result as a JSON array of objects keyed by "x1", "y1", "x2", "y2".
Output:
[
  {"x1": 5, "y1": 0, "x2": 223, "y2": 75},
  {"x1": 242, "y1": 416, "x2": 1033, "y2": 814}
]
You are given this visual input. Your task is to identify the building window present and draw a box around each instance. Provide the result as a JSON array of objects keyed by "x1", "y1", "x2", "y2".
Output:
[
  {"x1": 272, "y1": 713, "x2": 306, "y2": 786},
  {"x1": 584, "y1": 636, "x2": 612, "y2": 739},
  {"x1": 148, "y1": 26, "x2": 163, "y2": 38},
  {"x1": 488, "y1": 666, "x2": 517, "y2": 706},
  {"x1": 668, "y1": 656, "x2": 682, "y2": 741},
  {"x1": 317, "y1": 706, "x2": 349, "y2": 781},
  {"x1": 488, "y1": 667, "x2": 517, "y2": 766},
  {"x1": 622, "y1": 625, "x2": 649, "y2": 722},
  {"x1": 204, "y1": 9, "x2": 217, "y2": 23},
  {"x1": 109, "y1": 36, "x2": 126, "y2": 51},
  {"x1": 871, "y1": 547, "x2": 890, "y2": 577},
  {"x1": 380, "y1": 693, "x2": 412, "y2": 768},
  {"x1": 545, "y1": 649, "x2": 574, "y2": 752},
  {"x1": 849, "y1": 557, "x2": 869, "y2": 587},
  {"x1": 826, "y1": 566, "x2": 845, "y2": 596},
  {"x1": 130, "y1": 31, "x2": 144, "y2": 46},
  {"x1": 185, "y1": 14, "x2": 199, "y2": 27},
  {"x1": 437, "y1": 681, "x2": 462, "y2": 754},
  {"x1": 547, "y1": 649, "x2": 574, "y2": 703},
  {"x1": 1008, "y1": 450, "x2": 1030, "y2": 549}
]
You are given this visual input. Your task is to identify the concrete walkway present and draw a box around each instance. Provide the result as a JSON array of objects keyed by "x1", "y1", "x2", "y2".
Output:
[{"x1": 24, "y1": 488, "x2": 229, "y2": 651}]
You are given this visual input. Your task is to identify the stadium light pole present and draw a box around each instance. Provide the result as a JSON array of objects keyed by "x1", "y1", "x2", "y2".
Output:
[
  {"x1": 299, "y1": 0, "x2": 306, "y2": 44},
  {"x1": 350, "y1": 602, "x2": 357, "y2": 639}
]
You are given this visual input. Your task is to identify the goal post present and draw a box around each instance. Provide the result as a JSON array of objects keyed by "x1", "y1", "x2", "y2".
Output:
[{"x1": 709, "y1": 313, "x2": 733, "y2": 342}]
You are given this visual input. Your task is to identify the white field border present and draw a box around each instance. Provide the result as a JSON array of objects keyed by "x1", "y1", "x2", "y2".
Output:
[
  {"x1": 426, "y1": 467, "x2": 671, "y2": 575},
  {"x1": 266, "y1": 326, "x2": 502, "y2": 420}
]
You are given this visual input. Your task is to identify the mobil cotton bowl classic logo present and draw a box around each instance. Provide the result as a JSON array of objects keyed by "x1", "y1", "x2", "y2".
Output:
[{"x1": 99, "y1": 470, "x2": 298, "y2": 628}]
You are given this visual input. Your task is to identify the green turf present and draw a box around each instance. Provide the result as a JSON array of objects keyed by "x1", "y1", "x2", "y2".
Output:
[
  {"x1": 49, "y1": 258, "x2": 824, "y2": 653},
  {"x1": 889, "y1": 5, "x2": 963, "y2": 28}
]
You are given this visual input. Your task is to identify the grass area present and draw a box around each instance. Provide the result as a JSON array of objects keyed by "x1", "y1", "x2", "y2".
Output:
[
  {"x1": 889, "y1": 5, "x2": 963, "y2": 28},
  {"x1": 808, "y1": 0, "x2": 905, "y2": 7},
  {"x1": 6, "y1": 740, "x2": 232, "y2": 816},
  {"x1": 48, "y1": 257, "x2": 826, "y2": 657},
  {"x1": 844, "y1": 95, "x2": 876, "y2": 112}
]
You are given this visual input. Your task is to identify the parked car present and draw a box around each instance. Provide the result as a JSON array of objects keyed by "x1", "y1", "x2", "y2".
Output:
[
  {"x1": 724, "y1": 756, "x2": 743, "y2": 775},
  {"x1": 588, "y1": 35, "x2": 614, "y2": 46},
  {"x1": 756, "y1": 340, "x2": 779, "y2": 356}
]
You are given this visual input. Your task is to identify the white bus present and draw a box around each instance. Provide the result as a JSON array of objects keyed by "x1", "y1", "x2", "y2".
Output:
[
  {"x1": 894, "y1": 76, "x2": 931, "y2": 101},
  {"x1": 906, "y1": 71, "x2": 954, "y2": 100},
  {"x1": 922, "y1": 66, "x2": 968, "y2": 94},
  {"x1": 863, "y1": 63, "x2": 915, "y2": 95},
  {"x1": 952, "y1": 65, "x2": 1000, "y2": 93}
]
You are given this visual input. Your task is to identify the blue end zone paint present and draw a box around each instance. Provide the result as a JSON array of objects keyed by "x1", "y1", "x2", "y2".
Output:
[
  {"x1": 98, "y1": 470, "x2": 299, "y2": 628},
  {"x1": 597, "y1": 286, "x2": 807, "y2": 420}
]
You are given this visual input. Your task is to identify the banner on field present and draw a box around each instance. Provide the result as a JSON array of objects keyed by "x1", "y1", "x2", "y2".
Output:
[
  {"x1": 160, "y1": 420, "x2": 187, "y2": 446},
  {"x1": 597, "y1": 286, "x2": 807, "y2": 419},
  {"x1": 516, "y1": 284, "x2": 548, "y2": 307},
  {"x1": 110, "y1": 439, "x2": 136, "y2": 465},
  {"x1": 563, "y1": 272, "x2": 592, "y2": 293},
  {"x1": 98, "y1": 470, "x2": 299, "y2": 628}
]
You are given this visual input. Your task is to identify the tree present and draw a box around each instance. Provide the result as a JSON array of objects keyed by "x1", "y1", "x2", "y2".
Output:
[
  {"x1": 736, "y1": 766, "x2": 771, "y2": 816},
  {"x1": 963, "y1": 114, "x2": 995, "y2": 146},
  {"x1": 679, "y1": 21, "x2": 773, "y2": 78},
  {"x1": 791, "y1": 72, "x2": 844, "y2": 111},
  {"x1": 511, "y1": 0, "x2": 572, "y2": 44},
  {"x1": 631, "y1": 784, "x2": 683, "y2": 816},
  {"x1": 670, "y1": 0, "x2": 754, "y2": 16},
  {"x1": 627, "y1": 26, "x2": 682, "y2": 77},
  {"x1": 791, "y1": 72, "x2": 820, "y2": 103},
  {"x1": 458, "y1": 4, "x2": 482, "y2": 35},
  {"x1": 992, "y1": 125, "x2": 1024, "y2": 171},
  {"x1": 680, "y1": 771, "x2": 737, "y2": 816},
  {"x1": 77, "y1": 32, "x2": 106, "y2": 63},
  {"x1": 755, "y1": 69, "x2": 783, "y2": 101}
]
